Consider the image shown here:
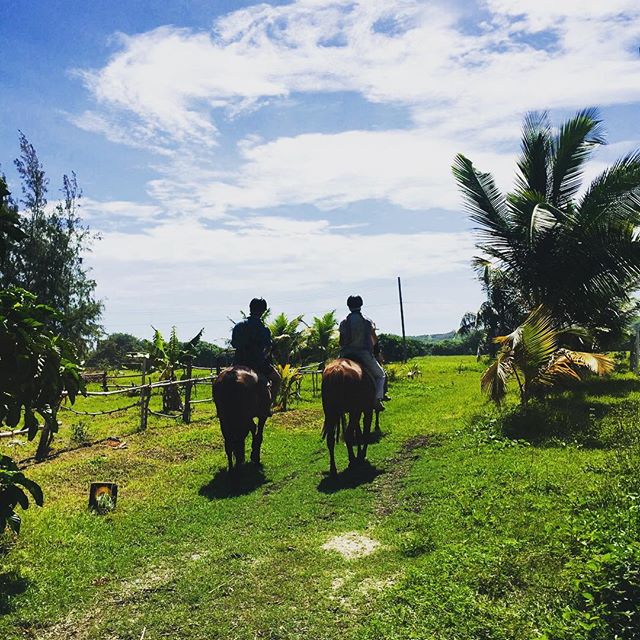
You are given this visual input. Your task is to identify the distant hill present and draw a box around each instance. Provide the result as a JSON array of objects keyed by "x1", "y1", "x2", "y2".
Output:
[{"x1": 411, "y1": 331, "x2": 457, "y2": 343}]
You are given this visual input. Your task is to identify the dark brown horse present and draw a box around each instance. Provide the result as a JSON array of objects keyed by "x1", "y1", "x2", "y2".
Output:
[
  {"x1": 213, "y1": 366, "x2": 271, "y2": 473},
  {"x1": 321, "y1": 358, "x2": 375, "y2": 476}
]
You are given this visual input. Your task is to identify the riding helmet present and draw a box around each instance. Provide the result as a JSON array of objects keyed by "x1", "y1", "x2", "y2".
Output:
[{"x1": 249, "y1": 297, "x2": 268, "y2": 316}]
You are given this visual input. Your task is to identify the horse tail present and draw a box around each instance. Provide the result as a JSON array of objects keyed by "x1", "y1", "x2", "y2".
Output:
[{"x1": 321, "y1": 361, "x2": 355, "y2": 443}]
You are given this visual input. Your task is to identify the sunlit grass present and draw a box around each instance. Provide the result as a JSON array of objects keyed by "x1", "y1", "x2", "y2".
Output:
[{"x1": 1, "y1": 356, "x2": 638, "y2": 639}]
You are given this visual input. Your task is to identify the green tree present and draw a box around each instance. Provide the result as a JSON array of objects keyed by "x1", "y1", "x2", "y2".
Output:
[
  {"x1": 86, "y1": 333, "x2": 150, "y2": 369},
  {"x1": 0, "y1": 175, "x2": 24, "y2": 283},
  {"x1": 1, "y1": 286, "x2": 84, "y2": 460},
  {"x1": 302, "y1": 311, "x2": 338, "y2": 363},
  {"x1": 7, "y1": 133, "x2": 103, "y2": 355},
  {"x1": 268, "y1": 313, "x2": 305, "y2": 365},
  {"x1": 453, "y1": 109, "x2": 640, "y2": 347}
]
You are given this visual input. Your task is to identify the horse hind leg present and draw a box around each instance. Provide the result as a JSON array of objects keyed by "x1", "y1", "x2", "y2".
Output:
[
  {"x1": 325, "y1": 417, "x2": 338, "y2": 477},
  {"x1": 359, "y1": 411, "x2": 373, "y2": 461},
  {"x1": 225, "y1": 440, "x2": 234, "y2": 474},
  {"x1": 251, "y1": 417, "x2": 265, "y2": 465},
  {"x1": 345, "y1": 412, "x2": 360, "y2": 466}
]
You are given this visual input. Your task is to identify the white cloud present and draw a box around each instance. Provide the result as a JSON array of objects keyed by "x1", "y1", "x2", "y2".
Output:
[
  {"x1": 148, "y1": 127, "x2": 519, "y2": 215},
  {"x1": 74, "y1": 0, "x2": 640, "y2": 215},
  {"x1": 92, "y1": 216, "x2": 474, "y2": 285},
  {"x1": 71, "y1": 0, "x2": 640, "y2": 332},
  {"x1": 82, "y1": 198, "x2": 164, "y2": 221}
]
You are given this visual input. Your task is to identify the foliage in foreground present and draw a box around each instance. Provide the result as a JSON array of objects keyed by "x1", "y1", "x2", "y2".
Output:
[
  {"x1": 0, "y1": 455, "x2": 43, "y2": 535},
  {"x1": 481, "y1": 306, "x2": 613, "y2": 405},
  {"x1": 0, "y1": 286, "x2": 85, "y2": 534},
  {"x1": 0, "y1": 286, "x2": 84, "y2": 459}
]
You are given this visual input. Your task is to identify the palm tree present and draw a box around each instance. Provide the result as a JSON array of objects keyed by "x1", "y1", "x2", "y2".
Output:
[
  {"x1": 481, "y1": 307, "x2": 613, "y2": 406},
  {"x1": 268, "y1": 312, "x2": 305, "y2": 365},
  {"x1": 453, "y1": 108, "x2": 640, "y2": 347},
  {"x1": 304, "y1": 311, "x2": 339, "y2": 363},
  {"x1": 459, "y1": 259, "x2": 525, "y2": 356}
]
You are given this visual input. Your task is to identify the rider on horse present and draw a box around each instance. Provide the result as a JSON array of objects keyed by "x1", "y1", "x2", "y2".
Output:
[
  {"x1": 231, "y1": 298, "x2": 281, "y2": 407},
  {"x1": 338, "y1": 295, "x2": 387, "y2": 412}
]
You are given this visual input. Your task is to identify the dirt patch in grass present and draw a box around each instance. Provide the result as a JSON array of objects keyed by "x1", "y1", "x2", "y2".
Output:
[
  {"x1": 372, "y1": 434, "x2": 438, "y2": 516},
  {"x1": 322, "y1": 532, "x2": 380, "y2": 560},
  {"x1": 272, "y1": 408, "x2": 323, "y2": 432}
]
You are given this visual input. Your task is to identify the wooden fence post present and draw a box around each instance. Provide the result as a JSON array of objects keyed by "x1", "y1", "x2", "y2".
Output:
[
  {"x1": 182, "y1": 360, "x2": 193, "y2": 423},
  {"x1": 139, "y1": 385, "x2": 150, "y2": 431},
  {"x1": 102, "y1": 371, "x2": 108, "y2": 392},
  {"x1": 631, "y1": 326, "x2": 640, "y2": 373}
]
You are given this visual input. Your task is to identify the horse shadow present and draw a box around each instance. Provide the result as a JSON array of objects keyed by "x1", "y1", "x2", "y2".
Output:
[
  {"x1": 317, "y1": 460, "x2": 383, "y2": 494},
  {"x1": 0, "y1": 570, "x2": 29, "y2": 615},
  {"x1": 199, "y1": 464, "x2": 267, "y2": 499},
  {"x1": 367, "y1": 428, "x2": 385, "y2": 444}
]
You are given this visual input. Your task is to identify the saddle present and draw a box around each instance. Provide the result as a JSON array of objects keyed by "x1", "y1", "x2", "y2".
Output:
[{"x1": 343, "y1": 356, "x2": 376, "y2": 387}]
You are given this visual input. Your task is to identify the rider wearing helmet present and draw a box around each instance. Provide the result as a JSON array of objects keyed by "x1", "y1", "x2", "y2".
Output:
[
  {"x1": 231, "y1": 298, "x2": 281, "y2": 406},
  {"x1": 338, "y1": 295, "x2": 386, "y2": 411}
]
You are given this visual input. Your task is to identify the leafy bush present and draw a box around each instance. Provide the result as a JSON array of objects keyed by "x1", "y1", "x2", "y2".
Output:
[
  {"x1": 0, "y1": 455, "x2": 43, "y2": 535},
  {"x1": 274, "y1": 363, "x2": 302, "y2": 411},
  {"x1": 71, "y1": 420, "x2": 90, "y2": 445},
  {"x1": 544, "y1": 508, "x2": 640, "y2": 640},
  {"x1": 0, "y1": 286, "x2": 84, "y2": 458}
]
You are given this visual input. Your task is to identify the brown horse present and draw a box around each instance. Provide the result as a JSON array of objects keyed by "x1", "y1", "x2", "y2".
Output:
[
  {"x1": 321, "y1": 358, "x2": 375, "y2": 476},
  {"x1": 213, "y1": 366, "x2": 271, "y2": 473}
]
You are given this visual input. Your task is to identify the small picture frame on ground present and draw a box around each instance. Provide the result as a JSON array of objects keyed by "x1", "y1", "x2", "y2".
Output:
[{"x1": 89, "y1": 482, "x2": 118, "y2": 513}]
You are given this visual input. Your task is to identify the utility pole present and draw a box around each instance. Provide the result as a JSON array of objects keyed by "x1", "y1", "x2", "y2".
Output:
[{"x1": 397, "y1": 276, "x2": 407, "y2": 362}]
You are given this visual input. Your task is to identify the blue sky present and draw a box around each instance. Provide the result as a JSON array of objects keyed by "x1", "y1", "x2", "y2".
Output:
[{"x1": 2, "y1": 0, "x2": 640, "y2": 344}]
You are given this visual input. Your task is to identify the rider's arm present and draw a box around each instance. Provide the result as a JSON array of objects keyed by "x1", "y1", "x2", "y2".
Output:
[
  {"x1": 231, "y1": 322, "x2": 242, "y2": 349},
  {"x1": 338, "y1": 319, "x2": 348, "y2": 348}
]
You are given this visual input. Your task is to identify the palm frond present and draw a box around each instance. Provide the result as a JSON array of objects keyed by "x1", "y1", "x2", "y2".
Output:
[
  {"x1": 515, "y1": 111, "x2": 551, "y2": 197},
  {"x1": 528, "y1": 203, "x2": 559, "y2": 243},
  {"x1": 552, "y1": 349, "x2": 614, "y2": 377},
  {"x1": 550, "y1": 107, "x2": 605, "y2": 207},
  {"x1": 452, "y1": 154, "x2": 512, "y2": 250},
  {"x1": 480, "y1": 353, "x2": 513, "y2": 404},
  {"x1": 578, "y1": 151, "x2": 640, "y2": 228}
]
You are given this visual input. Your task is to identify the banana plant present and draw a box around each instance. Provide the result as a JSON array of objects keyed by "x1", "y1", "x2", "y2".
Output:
[
  {"x1": 274, "y1": 363, "x2": 303, "y2": 411},
  {"x1": 481, "y1": 306, "x2": 613, "y2": 405},
  {"x1": 149, "y1": 326, "x2": 203, "y2": 412}
]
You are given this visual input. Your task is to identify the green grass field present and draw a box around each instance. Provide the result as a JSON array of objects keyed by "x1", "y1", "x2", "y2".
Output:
[{"x1": 1, "y1": 356, "x2": 639, "y2": 639}]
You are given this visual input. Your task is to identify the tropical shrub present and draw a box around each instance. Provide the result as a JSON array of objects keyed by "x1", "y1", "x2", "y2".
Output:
[
  {"x1": 0, "y1": 286, "x2": 84, "y2": 458},
  {"x1": 149, "y1": 326, "x2": 203, "y2": 412},
  {"x1": 301, "y1": 311, "x2": 339, "y2": 363},
  {"x1": 269, "y1": 313, "x2": 305, "y2": 365},
  {"x1": 0, "y1": 455, "x2": 43, "y2": 535},
  {"x1": 481, "y1": 307, "x2": 613, "y2": 405},
  {"x1": 274, "y1": 363, "x2": 302, "y2": 411}
]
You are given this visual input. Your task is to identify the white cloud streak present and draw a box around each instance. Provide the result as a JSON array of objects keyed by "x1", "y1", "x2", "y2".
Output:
[
  {"x1": 75, "y1": 0, "x2": 640, "y2": 216},
  {"x1": 71, "y1": 0, "x2": 640, "y2": 332}
]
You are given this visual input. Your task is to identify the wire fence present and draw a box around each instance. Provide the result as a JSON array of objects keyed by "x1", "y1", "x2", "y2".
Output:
[{"x1": 1, "y1": 363, "x2": 324, "y2": 443}]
